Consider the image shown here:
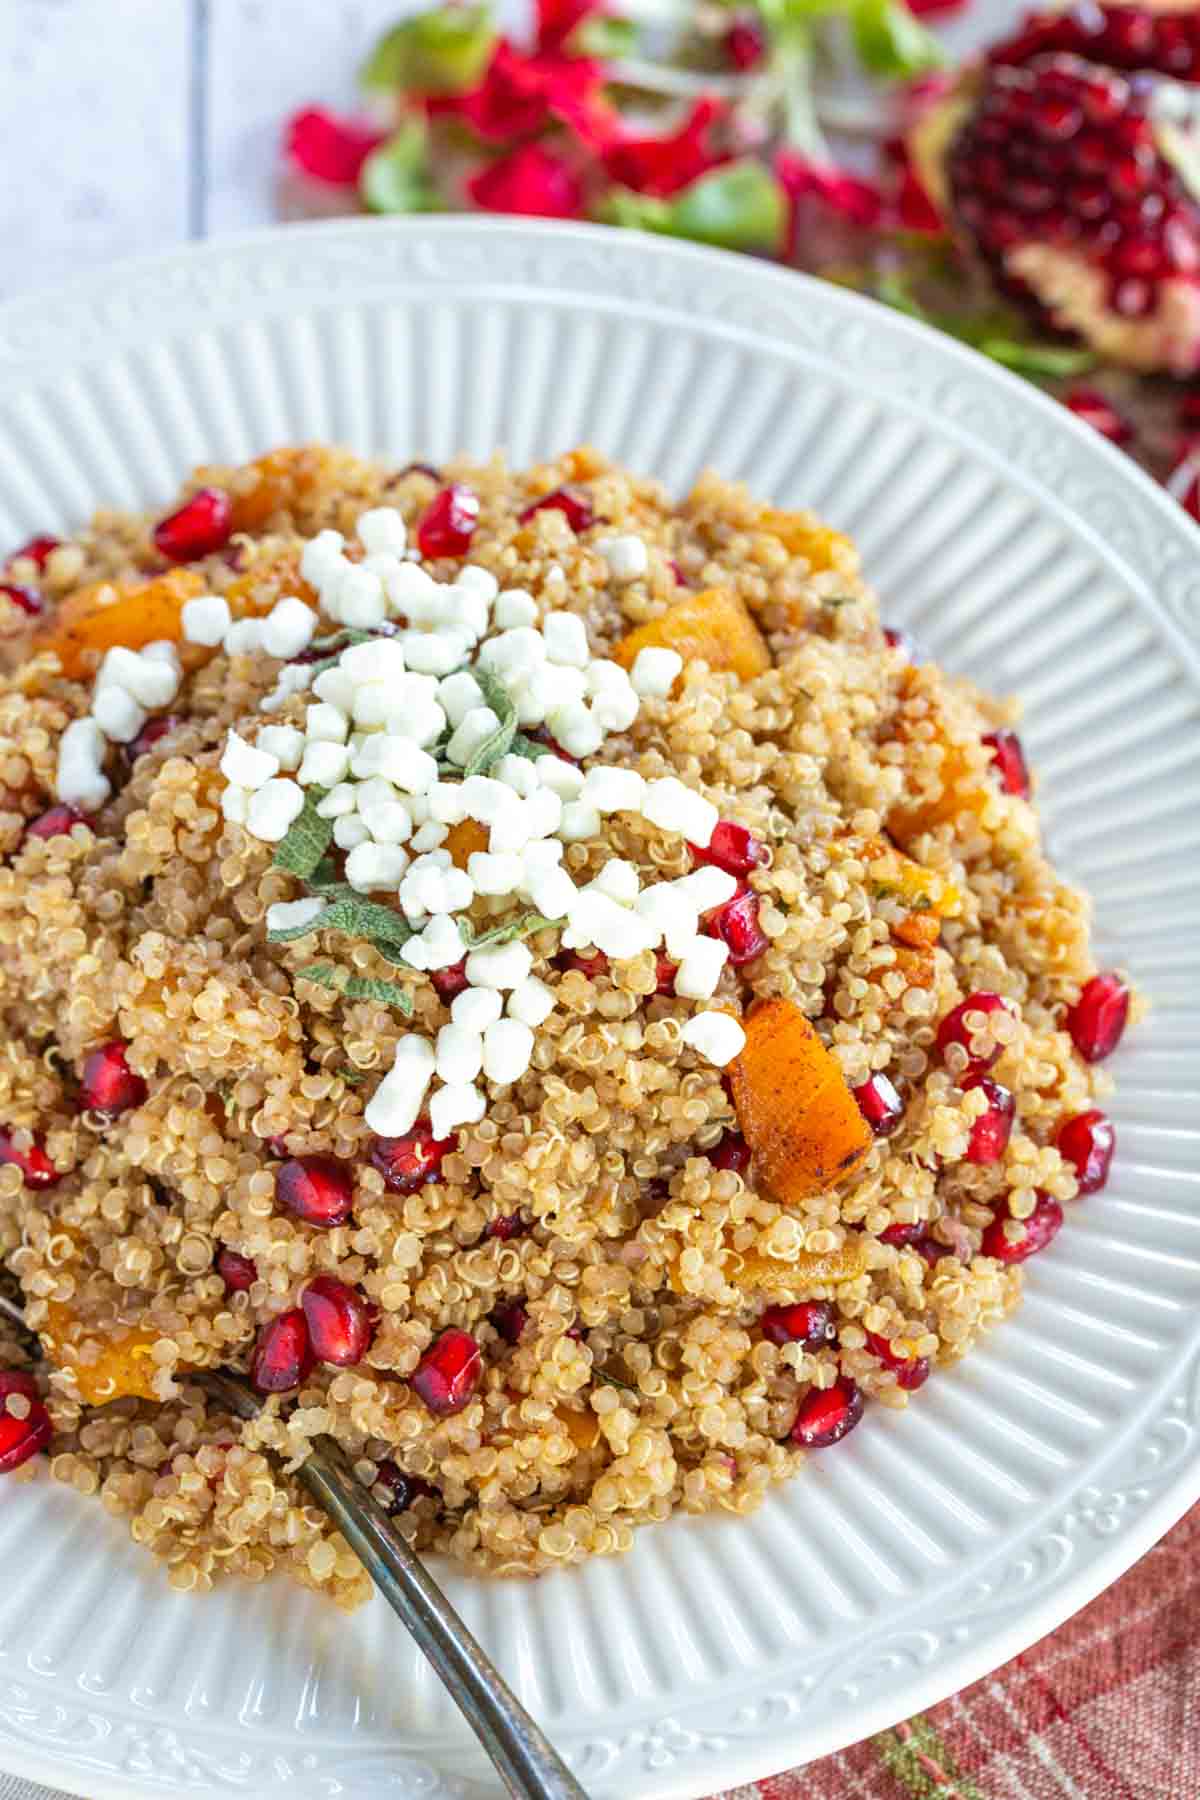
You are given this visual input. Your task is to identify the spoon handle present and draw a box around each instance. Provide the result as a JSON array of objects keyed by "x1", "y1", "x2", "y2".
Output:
[{"x1": 299, "y1": 1435, "x2": 587, "y2": 1800}]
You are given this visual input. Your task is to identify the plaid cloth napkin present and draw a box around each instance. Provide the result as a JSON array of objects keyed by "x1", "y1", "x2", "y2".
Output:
[
  {"x1": 6, "y1": 1506, "x2": 1195, "y2": 1799},
  {"x1": 711, "y1": 1505, "x2": 1198, "y2": 1800}
]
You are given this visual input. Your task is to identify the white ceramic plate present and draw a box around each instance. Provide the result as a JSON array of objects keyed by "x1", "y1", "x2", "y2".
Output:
[{"x1": 0, "y1": 218, "x2": 1197, "y2": 1800}]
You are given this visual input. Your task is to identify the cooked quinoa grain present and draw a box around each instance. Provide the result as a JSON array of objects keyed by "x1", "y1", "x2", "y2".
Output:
[{"x1": 0, "y1": 445, "x2": 1136, "y2": 1603}]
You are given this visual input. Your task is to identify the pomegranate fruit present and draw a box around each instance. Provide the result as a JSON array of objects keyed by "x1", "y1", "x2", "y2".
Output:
[
  {"x1": 372, "y1": 1459, "x2": 433, "y2": 1515},
  {"x1": 275, "y1": 1154, "x2": 355, "y2": 1227},
  {"x1": 216, "y1": 1247, "x2": 257, "y2": 1292},
  {"x1": 490, "y1": 1300, "x2": 529, "y2": 1344},
  {"x1": 853, "y1": 1072, "x2": 905, "y2": 1137},
  {"x1": 153, "y1": 488, "x2": 233, "y2": 563},
  {"x1": 411, "y1": 1328, "x2": 482, "y2": 1416},
  {"x1": 302, "y1": 1275, "x2": 376, "y2": 1366},
  {"x1": 936, "y1": 991, "x2": 1014, "y2": 1075},
  {"x1": 689, "y1": 820, "x2": 768, "y2": 878},
  {"x1": 79, "y1": 1042, "x2": 147, "y2": 1116},
  {"x1": 963, "y1": 1075, "x2": 1016, "y2": 1164},
  {"x1": 0, "y1": 1373, "x2": 52, "y2": 1473},
  {"x1": 518, "y1": 487, "x2": 595, "y2": 530},
  {"x1": 1057, "y1": 1107, "x2": 1116, "y2": 1191},
  {"x1": 1067, "y1": 971, "x2": 1130, "y2": 1061},
  {"x1": 0, "y1": 583, "x2": 42, "y2": 617},
  {"x1": 982, "y1": 728, "x2": 1031, "y2": 799},
  {"x1": 430, "y1": 959, "x2": 469, "y2": 1003},
  {"x1": 790, "y1": 1377, "x2": 864, "y2": 1448},
  {"x1": 250, "y1": 1310, "x2": 315, "y2": 1392},
  {"x1": 708, "y1": 1129, "x2": 752, "y2": 1175},
  {"x1": 417, "y1": 486, "x2": 479, "y2": 559},
  {"x1": 990, "y1": 6, "x2": 1200, "y2": 82},
  {"x1": 865, "y1": 1330, "x2": 932, "y2": 1391},
  {"x1": 25, "y1": 804, "x2": 87, "y2": 841},
  {"x1": 0, "y1": 1130, "x2": 61, "y2": 1190},
  {"x1": 369, "y1": 1126, "x2": 455, "y2": 1193},
  {"x1": 706, "y1": 887, "x2": 768, "y2": 965},
  {"x1": 761, "y1": 1301, "x2": 836, "y2": 1349},
  {"x1": 981, "y1": 1191, "x2": 1064, "y2": 1262}
]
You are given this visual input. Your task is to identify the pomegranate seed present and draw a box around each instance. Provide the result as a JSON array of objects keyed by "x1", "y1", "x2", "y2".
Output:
[
  {"x1": 726, "y1": 13, "x2": 766, "y2": 68},
  {"x1": 411, "y1": 1328, "x2": 481, "y2": 1416},
  {"x1": 963, "y1": 1076, "x2": 1015, "y2": 1165},
  {"x1": 491, "y1": 1300, "x2": 529, "y2": 1344},
  {"x1": 853, "y1": 1073, "x2": 904, "y2": 1137},
  {"x1": 397, "y1": 462, "x2": 441, "y2": 482},
  {"x1": 285, "y1": 106, "x2": 384, "y2": 186},
  {"x1": 761, "y1": 1302, "x2": 836, "y2": 1349},
  {"x1": 790, "y1": 1377, "x2": 864, "y2": 1448},
  {"x1": 487, "y1": 1212, "x2": 529, "y2": 1241},
  {"x1": 216, "y1": 1247, "x2": 257, "y2": 1292},
  {"x1": 709, "y1": 1130, "x2": 751, "y2": 1175},
  {"x1": 152, "y1": 488, "x2": 233, "y2": 564},
  {"x1": 668, "y1": 559, "x2": 691, "y2": 588},
  {"x1": 518, "y1": 487, "x2": 595, "y2": 531},
  {"x1": 982, "y1": 1192, "x2": 1063, "y2": 1263},
  {"x1": 0, "y1": 1130, "x2": 61, "y2": 1190},
  {"x1": 1057, "y1": 1108, "x2": 1115, "y2": 1193},
  {"x1": 865, "y1": 1331, "x2": 931, "y2": 1392},
  {"x1": 370, "y1": 1125, "x2": 455, "y2": 1193},
  {"x1": 643, "y1": 954, "x2": 674, "y2": 997},
  {"x1": 1067, "y1": 972, "x2": 1129, "y2": 1063},
  {"x1": 8, "y1": 535, "x2": 59, "y2": 572},
  {"x1": 79, "y1": 1042, "x2": 147, "y2": 1117},
  {"x1": 250, "y1": 1309, "x2": 315, "y2": 1392},
  {"x1": 559, "y1": 949, "x2": 608, "y2": 979},
  {"x1": 372, "y1": 1459, "x2": 433, "y2": 1515},
  {"x1": 1063, "y1": 386, "x2": 1133, "y2": 445},
  {"x1": 25, "y1": 804, "x2": 86, "y2": 842},
  {"x1": 0, "y1": 583, "x2": 43, "y2": 617},
  {"x1": 982, "y1": 729, "x2": 1030, "y2": 799},
  {"x1": 880, "y1": 1221, "x2": 925, "y2": 1247},
  {"x1": 417, "y1": 486, "x2": 479, "y2": 560},
  {"x1": 690, "y1": 820, "x2": 768, "y2": 878},
  {"x1": 430, "y1": 959, "x2": 469, "y2": 1004},
  {"x1": 302, "y1": 1275, "x2": 376, "y2": 1367},
  {"x1": 0, "y1": 1379, "x2": 52, "y2": 1473},
  {"x1": 275, "y1": 1154, "x2": 355, "y2": 1226},
  {"x1": 706, "y1": 888, "x2": 768, "y2": 965},
  {"x1": 266, "y1": 1134, "x2": 292, "y2": 1158},
  {"x1": 936, "y1": 992, "x2": 1013, "y2": 1076},
  {"x1": 883, "y1": 625, "x2": 919, "y2": 661},
  {"x1": 124, "y1": 715, "x2": 182, "y2": 763},
  {"x1": 527, "y1": 724, "x2": 580, "y2": 765}
]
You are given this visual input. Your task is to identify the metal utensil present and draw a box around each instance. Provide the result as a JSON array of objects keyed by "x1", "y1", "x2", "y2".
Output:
[{"x1": 0, "y1": 1294, "x2": 586, "y2": 1800}]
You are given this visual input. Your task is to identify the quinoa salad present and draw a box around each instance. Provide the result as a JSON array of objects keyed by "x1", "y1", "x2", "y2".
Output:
[{"x1": 0, "y1": 446, "x2": 1134, "y2": 1602}]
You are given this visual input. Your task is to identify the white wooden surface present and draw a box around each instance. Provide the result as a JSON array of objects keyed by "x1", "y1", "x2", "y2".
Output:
[{"x1": 2, "y1": 0, "x2": 1027, "y2": 301}]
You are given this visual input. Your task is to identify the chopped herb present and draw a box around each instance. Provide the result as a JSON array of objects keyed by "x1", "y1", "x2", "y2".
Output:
[
  {"x1": 268, "y1": 894, "x2": 417, "y2": 954},
  {"x1": 302, "y1": 627, "x2": 382, "y2": 678},
  {"x1": 909, "y1": 893, "x2": 934, "y2": 912},
  {"x1": 272, "y1": 789, "x2": 333, "y2": 879},
  {"x1": 871, "y1": 882, "x2": 898, "y2": 901},
  {"x1": 215, "y1": 1077, "x2": 241, "y2": 1118},
  {"x1": 508, "y1": 731, "x2": 550, "y2": 761},
  {"x1": 298, "y1": 962, "x2": 414, "y2": 1014},
  {"x1": 823, "y1": 595, "x2": 857, "y2": 609},
  {"x1": 463, "y1": 669, "x2": 521, "y2": 777},
  {"x1": 339, "y1": 1065, "x2": 368, "y2": 1085},
  {"x1": 594, "y1": 1367, "x2": 639, "y2": 1395},
  {"x1": 460, "y1": 910, "x2": 556, "y2": 949}
]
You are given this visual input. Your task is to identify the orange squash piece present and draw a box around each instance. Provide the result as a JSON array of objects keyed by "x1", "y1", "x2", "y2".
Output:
[
  {"x1": 36, "y1": 569, "x2": 207, "y2": 679},
  {"x1": 757, "y1": 509, "x2": 855, "y2": 573},
  {"x1": 614, "y1": 587, "x2": 770, "y2": 685},
  {"x1": 40, "y1": 1300, "x2": 161, "y2": 1404},
  {"x1": 443, "y1": 818, "x2": 490, "y2": 869},
  {"x1": 227, "y1": 446, "x2": 336, "y2": 534},
  {"x1": 894, "y1": 910, "x2": 942, "y2": 950},
  {"x1": 735, "y1": 1240, "x2": 868, "y2": 1295},
  {"x1": 729, "y1": 998, "x2": 872, "y2": 1202}
]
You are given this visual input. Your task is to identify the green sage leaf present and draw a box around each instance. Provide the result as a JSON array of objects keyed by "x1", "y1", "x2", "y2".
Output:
[
  {"x1": 462, "y1": 668, "x2": 520, "y2": 777},
  {"x1": 272, "y1": 789, "x2": 333, "y2": 880},
  {"x1": 460, "y1": 910, "x2": 556, "y2": 950}
]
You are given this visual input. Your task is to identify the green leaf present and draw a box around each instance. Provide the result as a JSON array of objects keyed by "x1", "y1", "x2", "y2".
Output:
[
  {"x1": 570, "y1": 13, "x2": 638, "y2": 57},
  {"x1": 268, "y1": 895, "x2": 416, "y2": 952},
  {"x1": 850, "y1": 0, "x2": 945, "y2": 78},
  {"x1": 664, "y1": 162, "x2": 788, "y2": 255},
  {"x1": 461, "y1": 910, "x2": 556, "y2": 950},
  {"x1": 509, "y1": 732, "x2": 551, "y2": 762},
  {"x1": 297, "y1": 962, "x2": 414, "y2": 1015},
  {"x1": 975, "y1": 337, "x2": 1099, "y2": 378},
  {"x1": 462, "y1": 668, "x2": 520, "y2": 777},
  {"x1": 360, "y1": 5, "x2": 497, "y2": 96},
  {"x1": 360, "y1": 124, "x2": 441, "y2": 217},
  {"x1": 272, "y1": 789, "x2": 333, "y2": 880},
  {"x1": 303, "y1": 627, "x2": 384, "y2": 679}
]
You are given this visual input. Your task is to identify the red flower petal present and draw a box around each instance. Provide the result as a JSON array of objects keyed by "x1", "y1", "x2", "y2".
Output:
[
  {"x1": 602, "y1": 98, "x2": 728, "y2": 200},
  {"x1": 433, "y1": 43, "x2": 615, "y2": 150},
  {"x1": 468, "y1": 144, "x2": 585, "y2": 219},
  {"x1": 285, "y1": 106, "x2": 386, "y2": 186},
  {"x1": 536, "y1": 0, "x2": 599, "y2": 53}
]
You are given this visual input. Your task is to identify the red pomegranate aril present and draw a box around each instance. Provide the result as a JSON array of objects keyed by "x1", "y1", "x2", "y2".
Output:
[
  {"x1": 372, "y1": 1459, "x2": 433, "y2": 1515},
  {"x1": 302, "y1": 1275, "x2": 376, "y2": 1367},
  {"x1": 518, "y1": 487, "x2": 595, "y2": 531},
  {"x1": 276, "y1": 1153, "x2": 355, "y2": 1226},
  {"x1": 883, "y1": 624, "x2": 919, "y2": 662},
  {"x1": 0, "y1": 1129, "x2": 61, "y2": 1190},
  {"x1": 1063, "y1": 387, "x2": 1134, "y2": 446},
  {"x1": 216, "y1": 1247, "x2": 257, "y2": 1292},
  {"x1": 125, "y1": 715, "x2": 182, "y2": 762},
  {"x1": 1067, "y1": 972, "x2": 1129, "y2": 1063},
  {"x1": 963, "y1": 1076, "x2": 1015, "y2": 1165},
  {"x1": 560, "y1": 948, "x2": 608, "y2": 979},
  {"x1": 250, "y1": 1309, "x2": 315, "y2": 1393},
  {"x1": 0, "y1": 1384, "x2": 52, "y2": 1473},
  {"x1": 760, "y1": 1301, "x2": 836, "y2": 1350},
  {"x1": 709, "y1": 1129, "x2": 752, "y2": 1175},
  {"x1": 25, "y1": 804, "x2": 86, "y2": 841},
  {"x1": 653, "y1": 954, "x2": 678, "y2": 996},
  {"x1": 8, "y1": 535, "x2": 59, "y2": 572},
  {"x1": 981, "y1": 1192, "x2": 1063, "y2": 1263},
  {"x1": 790, "y1": 1376, "x2": 864, "y2": 1449},
  {"x1": 690, "y1": 820, "x2": 768, "y2": 878},
  {"x1": 412, "y1": 1328, "x2": 482, "y2": 1416},
  {"x1": 491, "y1": 1300, "x2": 529, "y2": 1344},
  {"x1": 527, "y1": 725, "x2": 580, "y2": 765},
  {"x1": 880, "y1": 1221, "x2": 925, "y2": 1247},
  {"x1": 79, "y1": 1042, "x2": 147, "y2": 1116},
  {"x1": 982, "y1": 729, "x2": 1031, "y2": 800},
  {"x1": 0, "y1": 583, "x2": 43, "y2": 617},
  {"x1": 152, "y1": 487, "x2": 233, "y2": 563},
  {"x1": 369, "y1": 1125, "x2": 455, "y2": 1193},
  {"x1": 853, "y1": 1072, "x2": 904, "y2": 1137},
  {"x1": 430, "y1": 959, "x2": 469, "y2": 1003},
  {"x1": 668, "y1": 558, "x2": 691, "y2": 588},
  {"x1": 727, "y1": 13, "x2": 767, "y2": 69},
  {"x1": 707, "y1": 888, "x2": 768, "y2": 965},
  {"x1": 865, "y1": 1330, "x2": 931, "y2": 1392},
  {"x1": 936, "y1": 991, "x2": 1013, "y2": 1075},
  {"x1": 1057, "y1": 1108, "x2": 1115, "y2": 1194},
  {"x1": 417, "y1": 485, "x2": 479, "y2": 560}
]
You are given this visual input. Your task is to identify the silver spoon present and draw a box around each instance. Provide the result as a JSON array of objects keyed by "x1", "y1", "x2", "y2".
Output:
[{"x1": 0, "y1": 1292, "x2": 586, "y2": 1800}]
